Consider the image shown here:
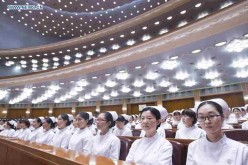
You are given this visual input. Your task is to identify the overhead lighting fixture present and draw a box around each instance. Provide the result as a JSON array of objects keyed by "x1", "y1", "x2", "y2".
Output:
[
  {"x1": 231, "y1": 58, "x2": 248, "y2": 68},
  {"x1": 99, "y1": 47, "x2": 107, "y2": 53},
  {"x1": 220, "y1": 1, "x2": 233, "y2": 9},
  {"x1": 167, "y1": 16, "x2": 172, "y2": 20},
  {"x1": 96, "y1": 86, "x2": 105, "y2": 93},
  {"x1": 168, "y1": 86, "x2": 179, "y2": 93},
  {"x1": 159, "y1": 28, "x2": 168, "y2": 35},
  {"x1": 204, "y1": 71, "x2": 220, "y2": 79},
  {"x1": 78, "y1": 97, "x2": 85, "y2": 102},
  {"x1": 133, "y1": 79, "x2": 144, "y2": 87},
  {"x1": 103, "y1": 94, "x2": 110, "y2": 100},
  {"x1": 178, "y1": 21, "x2": 188, "y2": 27},
  {"x1": 192, "y1": 49, "x2": 201, "y2": 54},
  {"x1": 210, "y1": 79, "x2": 223, "y2": 87},
  {"x1": 84, "y1": 94, "x2": 92, "y2": 100},
  {"x1": 75, "y1": 53, "x2": 82, "y2": 58},
  {"x1": 5, "y1": 61, "x2": 15, "y2": 66},
  {"x1": 195, "y1": 3, "x2": 201, "y2": 8},
  {"x1": 196, "y1": 59, "x2": 214, "y2": 70},
  {"x1": 180, "y1": 10, "x2": 186, "y2": 14},
  {"x1": 142, "y1": 34, "x2": 151, "y2": 41},
  {"x1": 215, "y1": 41, "x2": 227, "y2": 47},
  {"x1": 126, "y1": 39, "x2": 136, "y2": 46},
  {"x1": 135, "y1": 66, "x2": 142, "y2": 69},
  {"x1": 133, "y1": 91, "x2": 141, "y2": 97},
  {"x1": 87, "y1": 50, "x2": 94, "y2": 56},
  {"x1": 0, "y1": 90, "x2": 7, "y2": 100},
  {"x1": 170, "y1": 56, "x2": 178, "y2": 60},
  {"x1": 151, "y1": 61, "x2": 159, "y2": 65},
  {"x1": 110, "y1": 91, "x2": 118, "y2": 97},
  {"x1": 105, "y1": 80, "x2": 117, "y2": 87},
  {"x1": 184, "y1": 80, "x2": 197, "y2": 87},
  {"x1": 121, "y1": 86, "x2": 131, "y2": 93},
  {"x1": 175, "y1": 71, "x2": 189, "y2": 80},
  {"x1": 145, "y1": 86, "x2": 155, "y2": 93},
  {"x1": 161, "y1": 60, "x2": 178, "y2": 70},
  {"x1": 225, "y1": 39, "x2": 248, "y2": 52},
  {"x1": 236, "y1": 70, "x2": 248, "y2": 78},
  {"x1": 145, "y1": 71, "x2": 159, "y2": 80},
  {"x1": 116, "y1": 72, "x2": 129, "y2": 80},
  {"x1": 112, "y1": 44, "x2": 120, "y2": 50},
  {"x1": 77, "y1": 79, "x2": 88, "y2": 87},
  {"x1": 159, "y1": 79, "x2": 171, "y2": 87}
]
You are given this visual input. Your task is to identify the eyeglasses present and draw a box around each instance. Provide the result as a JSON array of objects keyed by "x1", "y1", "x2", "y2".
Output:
[
  {"x1": 197, "y1": 115, "x2": 221, "y2": 122},
  {"x1": 95, "y1": 118, "x2": 106, "y2": 122}
]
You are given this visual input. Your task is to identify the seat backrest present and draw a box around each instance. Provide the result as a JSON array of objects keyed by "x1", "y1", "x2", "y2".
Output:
[
  {"x1": 132, "y1": 129, "x2": 141, "y2": 137},
  {"x1": 165, "y1": 129, "x2": 176, "y2": 138},
  {"x1": 223, "y1": 129, "x2": 248, "y2": 141},
  {"x1": 118, "y1": 137, "x2": 135, "y2": 161},
  {"x1": 168, "y1": 140, "x2": 185, "y2": 165}
]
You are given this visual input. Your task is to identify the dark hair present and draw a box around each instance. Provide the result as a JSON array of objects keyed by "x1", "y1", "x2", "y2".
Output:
[
  {"x1": 233, "y1": 108, "x2": 240, "y2": 112},
  {"x1": 36, "y1": 118, "x2": 43, "y2": 127},
  {"x1": 173, "y1": 112, "x2": 181, "y2": 116},
  {"x1": 240, "y1": 107, "x2": 245, "y2": 112},
  {"x1": 197, "y1": 101, "x2": 224, "y2": 116},
  {"x1": 140, "y1": 107, "x2": 161, "y2": 129},
  {"x1": 103, "y1": 112, "x2": 115, "y2": 128},
  {"x1": 182, "y1": 109, "x2": 197, "y2": 125},
  {"x1": 44, "y1": 118, "x2": 55, "y2": 129},
  {"x1": 60, "y1": 114, "x2": 71, "y2": 126},
  {"x1": 78, "y1": 112, "x2": 90, "y2": 125},
  {"x1": 7, "y1": 121, "x2": 15, "y2": 129},
  {"x1": 20, "y1": 119, "x2": 30, "y2": 128},
  {"x1": 116, "y1": 115, "x2": 128, "y2": 125}
]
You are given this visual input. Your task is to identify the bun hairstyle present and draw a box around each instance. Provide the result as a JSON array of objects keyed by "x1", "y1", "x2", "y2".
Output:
[
  {"x1": 36, "y1": 118, "x2": 43, "y2": 127},
  {"x1": 60, "y1": 114, "x2": 71, "y2": 126},
  {"x1": 116, "y1": 115, "x2": 128, "y2": 125},
  {"x1": 141, "y1": 107, "x2": 161, "y2": 130},
  {"x1": 103, "y1": 112, "x2": 116, "y2": 128},
  {"x1": 44, "y1": 117, "x2": 56, "y2": 129},
  {"x1": 7, "y1": 120, "x2": 16, "y2": 129}
]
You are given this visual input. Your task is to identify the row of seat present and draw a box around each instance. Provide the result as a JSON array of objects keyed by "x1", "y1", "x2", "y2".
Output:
[{"x1": 132, "y1": 129, "x2": 248, "y2": 141}]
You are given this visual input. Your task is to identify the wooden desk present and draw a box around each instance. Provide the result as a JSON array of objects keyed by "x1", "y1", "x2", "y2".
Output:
[{"x1": 0, "y1": 136, "x2": 134, "y2": 165}]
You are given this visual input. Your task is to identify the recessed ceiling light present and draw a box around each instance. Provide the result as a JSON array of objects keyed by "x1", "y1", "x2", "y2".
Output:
[
  {"x1": 192, "y1": 49, "x2": 201, "y2": 54},
  {"x1": 244, "y1": 34, "x2": 248, "y2": 38},
  {"x1": 92, "y1": 76, "x2": 98, "y2": 79},
  {"x1": 151, "y1": 61, "x2": 159, "y2": 65},
  {"x1": 170, "y1": 56, "x2": 178, "y2": 60},
  {"x1": 195, "y1": 3, "x2": 201, "y2": 8},
  {"x1": 167, "y1": 16, "x2": 172, "y2": 20},
  {"x1": 135, "y1": 66, "x2": 142, "y2": 69},
  {"x1": 215, "y1": 41, "x2": 227, "y2": 47},
  {"x1": 105, "y1": 73, "x2": 111, "y2": 76},
  {"x1": 180, "y1": 10, "x2": 186, "y2": 14}
]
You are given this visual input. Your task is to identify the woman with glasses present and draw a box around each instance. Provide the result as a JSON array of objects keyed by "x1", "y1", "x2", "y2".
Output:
[
  {"x1": 126, "y1": 106, "x2": 173, "y2": 165},
  {"x1": 175, "y1": 109, "x2": 205, "y2": 139},
  {"x1": 186, "y1": 98, "x2": 248, "y2": 165},
  {"x1": 91, "y1": 111, "x2": 120, "y2": 159},
  {"x1": 68, "y1": 112, "x2": 93, "y2": 154}
]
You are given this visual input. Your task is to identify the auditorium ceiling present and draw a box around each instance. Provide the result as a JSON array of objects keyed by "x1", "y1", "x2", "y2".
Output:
[{"x1": 0, "y1": 0, "x2": 248, "y2": 104}]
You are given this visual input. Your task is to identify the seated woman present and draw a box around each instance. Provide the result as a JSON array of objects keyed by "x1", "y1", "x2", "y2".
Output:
[
  {"x1": 175, "y1": 109, "x2": 205, "y2": 139},
  {"x1": 91, "y1": 111, "x2": 120, "y2": 159},
  {"x1": 36, "y1": 117, "x2": 55, "y2": 145},
  {"x1": 126, "y1": 106, "x2": 173, "y2": 165},
  {"x1": 68, "y1": 112, "x2": 93, "y2": 154},
  {"x1": 186, "y1": 98, "x2": 248, "y2": 165},
  {"x1": 87, "y1": 112, "x2": 97, "y2": 135},
  {"x1": 27, "y1": 117, "x2": 44, "y2": 142},
  {"x1": 18, "y1": 119, "x2": 31, "y2": 140},
  {"x1": 12, "y1": 120, "x2": 22, "y2": 138},
  {"x1": 0, "y1": 120, "x2": 16, "y2": 137},
  {"x1": 50, "y1": 114, "x2": 72, "y2": 149},
  {"x1": 113, "y1": 115, "x2": 132, "y2": 136}
]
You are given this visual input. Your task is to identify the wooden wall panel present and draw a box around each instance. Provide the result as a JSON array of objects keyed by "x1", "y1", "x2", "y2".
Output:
[
  {"x1": 7, "y1": 109, "x2": 26, "y2": 119},
  {"x1": 127, "y1": 102, "x2": 156, "y2": 115},
  {"x1": 163, "y1": 98, "x2": 195, "y2": 113},
  {"x1": 76, "y1": 106, "x2": 96, "y2": 114},
  {"x1": 31, "y1": 108, "x2": 49, "y2": 118},
  {"x1": 100, "y1": 105, "x2": 122, "y2": 114},
  {"x1": 53, "y1": 108, "x2": 71, "y2": 117},
  {"x1": 200, "y1": 92, "x2": 245, "y2": 108}
]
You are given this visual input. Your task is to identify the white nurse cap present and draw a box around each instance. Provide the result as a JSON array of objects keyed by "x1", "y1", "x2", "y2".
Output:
[
  {"x1": 147, "y1": 106, "x2": 168, "y2": 120},
  {"x1": 8, "y1": 120, "x2": 16, "y2": 126},
  {"x1": 196, "y1": 98, "x2": 229, "y2": 114},
  {"x1": 38, "y1": 117, "x2": 45, "y2": 122},
  {"x1": 67, "y1": 114, "x2": 74, "y2": 121},
  {"x1": 107, "y1": 111, "x2": 118, "y2": 121},
  {"x1": 49, "y1": 117, "x2": 56, "y2": 123},
  {"x1": 121, "y1": 114, "x2": 130, "y2": 121},
  {"x1": 86, "y1": 112, "x2": 93, "y2": 120}
]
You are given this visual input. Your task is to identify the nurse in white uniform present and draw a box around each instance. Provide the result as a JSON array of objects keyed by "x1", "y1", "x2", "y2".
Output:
[
  {"x1": 36, "y1": 117, "x2": 55, "y2": 145},
  {"x1": 113, "y1": 115, "x2": 132, "y2": 137},
  {"x1": 186, "y1": 98, "x2": 248, "y2": 165},
  {"x1": 27, "y1": 117, "x2": 44, "y2": 142},
  {"x1": 12, "y1": 121, "x2": 22, "y2": 138},
  {"x1": 87, "y1": 112, "x2": 97, "y2": 135},
  {"x1": 0, "y1": 120, "x2": 15, "y2": 137},
  {"x1": 126, "y1": 106, "x2": 173, "y2": 165},
  {"x1": 68, "y1": 112, "x2": 93, "y2": 154},
  {"x1": 175, "y1": 109, "x2": 206, "y2": 139},
  {"x1": 18, "y1": 119, "x2": 31, "y2": 140},
  {"x1": 50, "y1": 114, "x2": 72, "y2": 149},
  {"x1": 91, "y1": 111, "x2": 120, "y2": 159}
]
